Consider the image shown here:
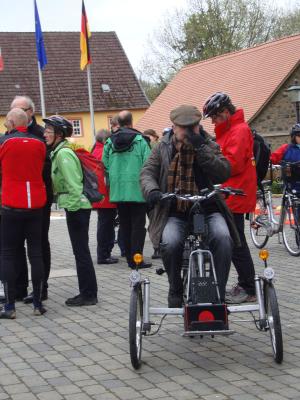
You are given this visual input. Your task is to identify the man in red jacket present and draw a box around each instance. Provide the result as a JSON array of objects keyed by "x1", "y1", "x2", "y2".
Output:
[
  {"x1": 0, "y1": 108, "x2": 46, "y2": 318},
  {"x1": 203, "y1": 93, "x2": 257, "y2": 303}
]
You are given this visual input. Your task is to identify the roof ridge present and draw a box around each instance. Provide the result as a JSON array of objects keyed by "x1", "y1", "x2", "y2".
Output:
[{"x1": 182, "y1": 33, "x2": 300, "y2": 71}]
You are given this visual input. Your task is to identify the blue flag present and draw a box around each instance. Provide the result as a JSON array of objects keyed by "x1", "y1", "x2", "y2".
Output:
[{"x1": 34, "y1": 0, "x2": 47, "y2": 69}]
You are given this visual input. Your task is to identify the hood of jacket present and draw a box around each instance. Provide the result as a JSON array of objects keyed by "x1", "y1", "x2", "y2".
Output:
[{"x1": 110, "y1": 127, "x2": 142, "y2": 152}]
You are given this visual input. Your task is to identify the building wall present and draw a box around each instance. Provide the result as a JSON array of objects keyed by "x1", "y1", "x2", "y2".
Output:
[
  {"x1": 0, "y1": 108, "x2": 147, "y2": 149},
  {"x1": 251, "y1": 66, "x2": 300, "y2": 150}
]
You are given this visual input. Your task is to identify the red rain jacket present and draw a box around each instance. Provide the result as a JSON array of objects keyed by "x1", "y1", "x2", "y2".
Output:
[
  {"x1": 215, "y1": 109, "x2": 257, "y2": 213},
  {"x1": 0, "y1": 128, "x2": 46, "y2": 209}
]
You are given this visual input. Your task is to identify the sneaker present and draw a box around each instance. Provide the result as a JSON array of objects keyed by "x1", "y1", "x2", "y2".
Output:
[
  {"x1": 226, "y1": 284, "x2": 256, "y2": 304},
  {"x1": 0, "y1": 308, "x2": 16, "y2": 319},
  {"x1": 33, "y1": 305, "x2": 47, "y2": 316},
  {"x1": 65, "y1": 295, "x2": 98, "y2": 307},
  {"x1": 97, "y1": 257, "x2": 119, "y2": 265}
]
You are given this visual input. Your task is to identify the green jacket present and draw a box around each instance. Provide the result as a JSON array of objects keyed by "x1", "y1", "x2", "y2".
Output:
[
  {"x1": 50, "y1": 140, "x2": 91, "y2": 211},
  {"x1": 102, "y1": 132, "x2": 151, "y2": 202}
]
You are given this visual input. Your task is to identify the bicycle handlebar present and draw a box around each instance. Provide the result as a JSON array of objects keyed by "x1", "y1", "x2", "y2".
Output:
[{"x1": 160, "y1": 186, "x2": 245, "y2": 203}]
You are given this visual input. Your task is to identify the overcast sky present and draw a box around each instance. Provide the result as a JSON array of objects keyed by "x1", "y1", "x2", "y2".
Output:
[{"x1": 0, "y1": 0, "x2": 297, "y2": 72}]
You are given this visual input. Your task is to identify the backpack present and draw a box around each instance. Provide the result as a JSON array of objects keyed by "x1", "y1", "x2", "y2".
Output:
[
  {"x1": 252, "y1": 130, "x2": 271, "y2": 185},
  {"x1": 74, "y1": 148, "x2": 105, "y2": 203}
]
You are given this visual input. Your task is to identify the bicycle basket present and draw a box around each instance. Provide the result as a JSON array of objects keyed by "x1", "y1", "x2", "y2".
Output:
[{"x1": 281, "y1": 161, "x2": 300, "y2": 184}]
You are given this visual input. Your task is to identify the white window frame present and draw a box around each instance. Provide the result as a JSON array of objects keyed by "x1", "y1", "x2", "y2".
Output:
[{"x1": 70, "y1": 119, "x2": 83, "y2": 137}]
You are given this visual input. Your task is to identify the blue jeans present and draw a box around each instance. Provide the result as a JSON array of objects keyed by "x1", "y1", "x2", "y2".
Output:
[{"x1": 160, "y1": 213, "x2": 232, "y2": 301}]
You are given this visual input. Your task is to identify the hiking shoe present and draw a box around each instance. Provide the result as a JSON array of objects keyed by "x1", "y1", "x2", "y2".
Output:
[
  {"x1": 33, "y1": 305, "x2": 47, "y2": 316},
  {"x1": 226, "y1": 284, "x2": 256, "y2": 304},
  {"x1": 65, "y1": 295, "x2": 98, "y2": 307},
  {"x1": 0, "y1": 308, "x2": 16, "y2": 319}
]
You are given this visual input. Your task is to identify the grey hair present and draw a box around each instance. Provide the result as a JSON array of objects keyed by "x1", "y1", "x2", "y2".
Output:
[
  {"x1": 11, "y1": 95, "x2": 35, "y2": 113},
  {"x1": 7, "y1": 108, "x2": 28, "y2": 127},
  {"x1": 95, "y1": 129, "x2": 111, "y2": 143}
]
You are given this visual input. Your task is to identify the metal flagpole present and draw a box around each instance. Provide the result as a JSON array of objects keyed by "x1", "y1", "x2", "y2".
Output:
[
  {"x1": 86, "y1": 64, "x2": 95, "y2": 138},
  {"x1": 38, "y1": 61, "x2": 46, "y2": 118}
]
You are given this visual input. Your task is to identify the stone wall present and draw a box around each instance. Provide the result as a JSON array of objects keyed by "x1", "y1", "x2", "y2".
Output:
[{"x1": 250, "y1": 65, "x2": 300, "y2": 151}]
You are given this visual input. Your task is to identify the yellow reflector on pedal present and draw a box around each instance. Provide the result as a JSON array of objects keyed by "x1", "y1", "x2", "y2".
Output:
[
  {"x1": 259, "y1": 249, "x2": 269, "y2": 260},
  {"x1": 133, "y1": 253, "x2": 143, "y2": 265}
]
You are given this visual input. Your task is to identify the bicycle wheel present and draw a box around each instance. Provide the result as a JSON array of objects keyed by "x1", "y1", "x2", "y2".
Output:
[
  {"x1": 264, "y1": 282, "x2": 283, "y2": 364},
  {"x1": 282, "y1": 205, "x2": 300, "y2": 256},
  {"x1": 249, "y1": 197, "x2": 269, "y2": 248},
  {"x1": 129, "y1": 284, "x2": 143, "y2": 369}
]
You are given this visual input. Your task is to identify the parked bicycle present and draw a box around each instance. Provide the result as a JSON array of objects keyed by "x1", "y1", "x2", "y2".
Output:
[{"x1": 249, "y1": 162, "x2": 300, "y2": 256}]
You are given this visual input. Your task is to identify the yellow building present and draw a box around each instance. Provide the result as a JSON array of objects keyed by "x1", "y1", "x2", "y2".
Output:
[{"x1": 0, "y1": 32, "x2": 149, "y2": 147}]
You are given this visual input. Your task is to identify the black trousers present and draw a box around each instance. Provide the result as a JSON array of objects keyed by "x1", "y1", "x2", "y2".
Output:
[
  {"x1": 66, "y1": 209, "x2": 98, "y2": 299},
  {"x1": 117, "y1": 203, "x2": 147, "y2": 267},
  {"x1": 232, "y1": 213, "x2": 256, "y2": 295},
  {"x1": 15, "y1": 204, "x2": 51, "y2": 296},
  {"x1": 1, "y1": 208, "x2": 44, "y2": 305},
  {"x1": 97, "y1": 208, "x2": 117, "y2": 261}
]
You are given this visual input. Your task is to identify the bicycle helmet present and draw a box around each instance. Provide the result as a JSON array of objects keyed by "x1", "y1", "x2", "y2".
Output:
[
  {"x1": 202, "y1": 92, "x2": 231, "y2": 118},
  {"x1": 290, "y1": 123, "x2": 300, "y2": 137},
  {"x1": 43, "y1": 115, "x2": 73, "y2": 137}
]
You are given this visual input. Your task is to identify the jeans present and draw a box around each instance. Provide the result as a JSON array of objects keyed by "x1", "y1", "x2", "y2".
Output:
[
  {"x1": 1, "y1": 208, "x2": 44, "y2": 306},
  {"x1": 117, "y1": 203, "x2": 147, "y2": 266},
  {"x1": 232, "y1": 213, "x2": 256, "y2": 295},
  {"x1": 66, "y1": 209, "x2": 98, "y2": 299},
  {"x1": 97, "y1": 208, "x2": 117, "y2": 261},
  {"x1": 160, "y1": 213, "x2": 232, "y2": 301}
]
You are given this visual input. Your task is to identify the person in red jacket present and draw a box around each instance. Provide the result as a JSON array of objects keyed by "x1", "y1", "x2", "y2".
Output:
[
  {"x1": 0, "y1": 108, "x2": 46, "y2": 318},
  {"x1": 92, "y1": 129, "x2": 120, "y2": 264},
  {"x1": 203, "y1": 92, "x2": 257, "y2": 304}
]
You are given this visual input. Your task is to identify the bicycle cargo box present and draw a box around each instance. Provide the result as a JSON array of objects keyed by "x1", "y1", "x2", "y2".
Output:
[
  {"x1": 281, "y1": 161, "x2": 300, "y2": 184},
  {"x1": 184, "y1": 304, "x2": 228, "y2": 332}
]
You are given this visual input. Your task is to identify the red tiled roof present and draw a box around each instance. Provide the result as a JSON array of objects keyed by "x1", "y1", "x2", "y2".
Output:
[
  {"x1": 136, "y1": 34, "x2": 300, "y2": 134},
  {"x1": 0, "y1": 32, "x2": 149, "y2": 115}
]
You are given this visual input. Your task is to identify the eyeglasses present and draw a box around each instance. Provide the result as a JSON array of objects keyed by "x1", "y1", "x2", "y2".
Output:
[
  {"x1": 21, "y1": 107, "x2": 31, "y2": 112},
  {"x1": 44, "y1": 128, "x2": 55, "y2": 134}
]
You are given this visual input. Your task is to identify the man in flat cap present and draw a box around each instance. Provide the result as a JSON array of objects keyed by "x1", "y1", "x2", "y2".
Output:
[{"x1": 140, "y1": 104, "x2": 239, "y2": 307}]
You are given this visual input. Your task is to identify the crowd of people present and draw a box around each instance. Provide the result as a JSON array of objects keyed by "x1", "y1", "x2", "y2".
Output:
[{"x1": 0, "y1": 92, "x2": 299, "y2": 318}]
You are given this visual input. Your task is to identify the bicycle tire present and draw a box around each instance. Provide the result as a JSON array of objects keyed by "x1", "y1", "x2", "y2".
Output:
[
  {"x1": 129, "y1": 284, "x2": 143, "y2": 369},
  {"x1": 282, "y1": 205, "x2": 300, "y2": 256},
  {"x1": 264, "y1": 282, "x2": 283, "y2": 364},
  {"x1": 249, "y1": 196, "x2": 269, "y2": 248}
]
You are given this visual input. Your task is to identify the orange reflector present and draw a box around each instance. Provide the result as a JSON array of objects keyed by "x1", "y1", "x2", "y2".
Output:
[
  {"x1": 259, "y1": 249, "x2": 269, "y2": 261},
  {"x1": 133, "y1": 253, "x2": 143, "y2": 265},
  {"x1": 198, "y1": 310, "x2": 215, "y2": 322}
]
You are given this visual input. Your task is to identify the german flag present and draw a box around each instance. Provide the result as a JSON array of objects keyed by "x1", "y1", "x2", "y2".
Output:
[{"x1": 80, "y1": 0, "x2": 91, "y2": 70}]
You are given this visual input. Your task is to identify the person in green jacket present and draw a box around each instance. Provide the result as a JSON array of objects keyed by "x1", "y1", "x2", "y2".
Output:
[
  {"x1": 43, "y1": 116, "x2": 98, "y2": 307},
  {"x1": 102, "y1": 110, "x2": 151, "y2": 269}
]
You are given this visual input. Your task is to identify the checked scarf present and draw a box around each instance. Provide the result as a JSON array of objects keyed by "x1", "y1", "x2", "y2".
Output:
[{"x1": 167, "y1": 137, "x2": 198, "y2": 212}]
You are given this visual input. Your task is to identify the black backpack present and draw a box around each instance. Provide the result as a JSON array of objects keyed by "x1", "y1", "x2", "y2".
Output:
[{"x1": 252, "y1": 129, "x2": 271, "y2": 185}]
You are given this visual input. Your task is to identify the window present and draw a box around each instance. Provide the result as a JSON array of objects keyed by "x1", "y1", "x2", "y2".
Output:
[
  {"x1": 70, "y1": 119, "x2": 83, "y2": 137},
  {"x1": 107, "y1": 115, "x2": 113, "y2": 129}
]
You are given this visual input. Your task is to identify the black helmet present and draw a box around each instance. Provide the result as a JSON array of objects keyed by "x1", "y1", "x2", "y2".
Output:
[
  {"x1": 203, "y1": 92, "x2": 231, "y2": 118},
  {"x1": 290, "y1": 123, "x2": 300, "y2": 137},
  {"x1": 43, "y1": 115, "x2": 73, "y2": 137}
]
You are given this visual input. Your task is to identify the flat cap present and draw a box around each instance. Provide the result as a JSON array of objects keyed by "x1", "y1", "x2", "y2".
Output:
[{"x1": 170, "y1": 105, "x2": 202, "y2": 126}]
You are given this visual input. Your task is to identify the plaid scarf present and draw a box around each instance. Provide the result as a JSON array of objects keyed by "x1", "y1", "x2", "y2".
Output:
[{"x1": 167, "y1": 137, "x2": 198, "y2": 212}]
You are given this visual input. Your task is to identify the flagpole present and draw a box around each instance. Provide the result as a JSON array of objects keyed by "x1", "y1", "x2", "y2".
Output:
[
  {"x1": 86, "y1": 64, "x2": 95, "y2": 138},
  {"x1": 38, "y1": 61, "x2": 46, "y2": 118}
]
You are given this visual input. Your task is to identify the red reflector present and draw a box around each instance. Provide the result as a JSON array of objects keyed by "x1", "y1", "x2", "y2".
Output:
[{"x1": 198, "y1": 310, "x2": 215, "y2": 322}]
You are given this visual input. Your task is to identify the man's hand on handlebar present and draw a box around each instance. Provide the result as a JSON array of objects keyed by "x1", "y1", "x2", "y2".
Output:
[{"x1": 146, "y1": 190, "x2": 163, "y2": 208}]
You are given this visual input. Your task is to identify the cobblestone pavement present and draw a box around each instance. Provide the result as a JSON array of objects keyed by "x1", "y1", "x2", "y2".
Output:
[{"x1": 0, "y1": 209, "x2": 300, "y2": 400}]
